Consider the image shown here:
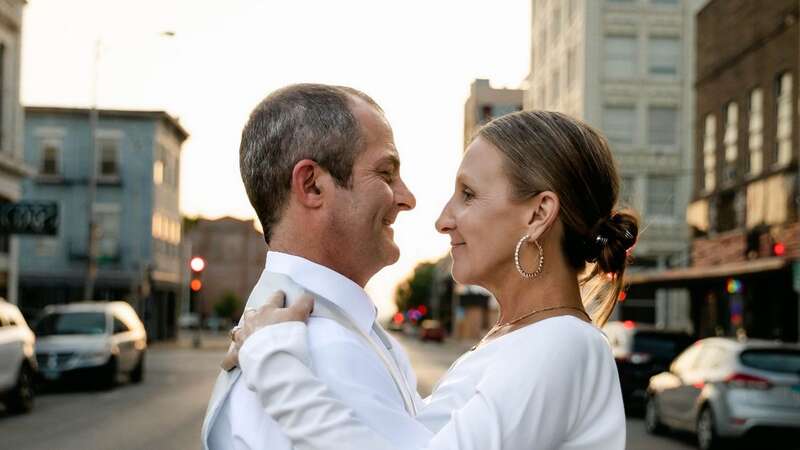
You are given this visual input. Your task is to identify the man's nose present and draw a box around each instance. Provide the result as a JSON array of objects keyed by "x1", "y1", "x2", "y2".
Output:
[{"x1": 395, "y1": 178, "x2": 416, "y2": 211}]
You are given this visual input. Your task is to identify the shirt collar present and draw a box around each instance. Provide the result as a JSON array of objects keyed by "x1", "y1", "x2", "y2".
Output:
[{"x1": 263, "y1": 251, "x2": 377, "y2": 335}]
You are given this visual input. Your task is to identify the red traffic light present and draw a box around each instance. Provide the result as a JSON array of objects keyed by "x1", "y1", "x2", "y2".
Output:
[
  {"x1": 773, "y1": 242, "x2": 786, "y2": 256},
  {"x1": 190, "y1": 256, "x2": 206, "y2": 272},
  {"x1": 190, "y1": 279, "x2": 203, "y2": 292}
]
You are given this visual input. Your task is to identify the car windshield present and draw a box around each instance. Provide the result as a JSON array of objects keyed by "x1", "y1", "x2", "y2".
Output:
[
  {"x1": 35, "y1": 312, "x2": 107, "y2": 336},
  {"x1": 740, "y1": 349, "x2": 800, "y2": 374},
  {"x1": 633, "y1": 332, "x2": 691, "y2": 359}
]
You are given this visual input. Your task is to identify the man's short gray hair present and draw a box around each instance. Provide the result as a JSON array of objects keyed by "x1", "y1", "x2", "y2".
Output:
[{"x1": 240, "y1": 83, "x2": 382, "y2": 243}]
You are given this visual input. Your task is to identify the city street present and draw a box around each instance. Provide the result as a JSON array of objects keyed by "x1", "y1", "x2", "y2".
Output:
[
  {"x1": 0, "y1": 330, "x2": 788, "y2": 450},
  {"x1": 0, "y1": 335, "x2": 228, "y2": 450}
]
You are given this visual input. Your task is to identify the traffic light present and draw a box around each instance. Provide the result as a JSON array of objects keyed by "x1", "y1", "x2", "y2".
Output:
[{"x1": 190, "y1": 256, "x2": 206, "y2": 297}]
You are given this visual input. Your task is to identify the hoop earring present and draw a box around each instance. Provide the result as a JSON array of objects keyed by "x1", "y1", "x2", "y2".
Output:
[{"x1": 514, "y1": 234, "x2": 544, "y2": 279}]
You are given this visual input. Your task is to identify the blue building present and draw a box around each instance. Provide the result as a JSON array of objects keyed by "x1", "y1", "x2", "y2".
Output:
[{"x1": 19, "y1": 106, "x2": 188, "y2": 340}]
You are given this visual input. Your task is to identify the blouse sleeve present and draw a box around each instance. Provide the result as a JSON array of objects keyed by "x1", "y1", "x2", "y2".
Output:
[{"x1": 238, "y1": 321, "x2": 619, "y2": 450}]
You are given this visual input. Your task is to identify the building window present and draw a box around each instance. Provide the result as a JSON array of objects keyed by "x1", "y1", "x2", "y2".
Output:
[
  {"x1": 154, "y1": 144, "x2": 164, "y2": 185},
  {"x1": 648, "y1": 36, "x2": 680, "y2": 76},
  {"x1": 567, "y1": 0, "x2": 575, "y2": 23},
  {"x1": 647, "y1": 176, "x2": 676, "y2": 217},
  {"x1": 648, "y1": 106, "x2": 678, "y2": 147},
  {"x1": 551, "y1": 69, "x2": 560, "y2": 105},
  {"x1": 481, "y1": 105, "x2": 493, "y2": 123},
  {"x1": 748, "y1": 88, "x2": 763, "y2": 175},
  {"x1": 567, "y1": 47, "x2": 577, "y2": 88},
  {"x1": 93, "y1": 203, "x2": 121, "y2": 260},
  {"x1": 651, "y1": 0, "x2": 678, "y2": 4},
  {"x1": 553, "y1": 6, "x2": 560, "y2": 39},
  {"x1": 97, "y1": 138, "x2": 119, "y2": 178},
  {"x1": 603, "y1": 105, "x2": 637, "y2": 148},
  {"x1": 620, "y1": 175, "x2": 635, "y2": 207},
  {"x1": 39, "y1": 140, "x2": 61, "y2": 176},
  {"x1": 774, "y1": 72, "x2": 793, "y2": 166},
  {"x1": 703, "y1": 114, "x2": 717, "y2": 192},
  {"x1": 605, "y1": 35, "x2": 638, "y2": 78},
  {"x1": 723, "y1": 102, "x2": 738, "y2": 182},
  {"x1": 538, "y1": 86, "x2": 546, "y2": 109}
]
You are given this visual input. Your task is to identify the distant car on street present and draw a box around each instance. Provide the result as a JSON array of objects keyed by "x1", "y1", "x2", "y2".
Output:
[
  {"x1": 419, "y1": 319, "x2": 446, "y2": 343},
  {"x1": 645, "y1": 337, "x2": 800, "y2": 450},
  {"x1": 0, "y1": 299, "x2": 36, "y2": 414},
  {"x1": 603, "y1": 321, "x2": 693, "y2": 408},
  {"x1": 34, "y1": 302, "x2": 147, "y2": 389}
]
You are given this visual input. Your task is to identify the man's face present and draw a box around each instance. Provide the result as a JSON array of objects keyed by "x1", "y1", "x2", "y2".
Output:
[{"x1": 327, "y1": 99, "x2": 416, "y2": 285}]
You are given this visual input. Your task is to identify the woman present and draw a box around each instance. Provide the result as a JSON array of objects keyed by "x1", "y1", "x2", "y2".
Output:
[{"x1": 231, "y1": 110, "x2": 637, "y2": 449}]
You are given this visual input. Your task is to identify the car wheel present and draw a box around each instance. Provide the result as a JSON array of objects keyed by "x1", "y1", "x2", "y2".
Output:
[
  {"x1": 697, "y1": 406, "x2": 723, "y2": 450},
  {"x1": 130, "y1": 353, "x2": 145, "y2": 384},
  {"x1": 100, "y1": 356, "x2": 117, "y2": 390},
  {"x1": 6, "y1": 363, "x2": 34, "y2": 414},
  {"x1": 644, "y1": 394, "x2": 665, "y2": 435}
]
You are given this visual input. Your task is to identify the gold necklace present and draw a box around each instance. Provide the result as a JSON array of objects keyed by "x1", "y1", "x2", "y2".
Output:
[{"x1": 470, "y1": 305, "x2": 591, "y2": 351}]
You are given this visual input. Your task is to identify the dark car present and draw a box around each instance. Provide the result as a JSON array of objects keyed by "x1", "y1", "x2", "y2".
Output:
[
  {"x1": 419, "y1": 320, "x2": 446, "y2": 342},
  {"x1": 603, "y1": 321, "x2": 693, "y2": 408}
]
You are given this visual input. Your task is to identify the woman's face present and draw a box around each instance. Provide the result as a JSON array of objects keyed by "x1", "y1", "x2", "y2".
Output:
[{"x1": 436, "y1": 137, "x2": 536, "y2": 287}]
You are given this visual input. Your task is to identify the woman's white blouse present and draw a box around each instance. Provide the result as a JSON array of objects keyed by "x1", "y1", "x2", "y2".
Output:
[{"x1": 239, "y1": 315, "x2": 626, "y2": 450}]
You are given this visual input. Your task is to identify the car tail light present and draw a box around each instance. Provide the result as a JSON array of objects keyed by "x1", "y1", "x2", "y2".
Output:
[{"x1": 725, "y1": 373, "x2": 773, "y2": 390}]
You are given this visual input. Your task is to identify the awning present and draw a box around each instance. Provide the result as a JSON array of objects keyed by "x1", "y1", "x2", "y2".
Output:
[{"x1": 626, "y1": 257, "x2": 790, "y2": 289}]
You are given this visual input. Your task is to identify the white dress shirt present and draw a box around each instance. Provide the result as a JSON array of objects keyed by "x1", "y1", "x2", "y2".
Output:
[
  {"x1": 239, "y1": 315, "x2": 626, "y2": 450},
  {"x1": 221, "y1": 251, "x2": 433, "y2": 450}
]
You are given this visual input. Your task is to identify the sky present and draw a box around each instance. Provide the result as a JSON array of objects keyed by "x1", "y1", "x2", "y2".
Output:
[{"x1": 22, "y1": 0, "x2": 531, "y2": 317}]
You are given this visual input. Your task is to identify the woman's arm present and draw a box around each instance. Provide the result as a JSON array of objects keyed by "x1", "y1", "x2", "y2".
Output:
[{"x1": 239, "y1": 322, "x2": 503, "y2": 450}]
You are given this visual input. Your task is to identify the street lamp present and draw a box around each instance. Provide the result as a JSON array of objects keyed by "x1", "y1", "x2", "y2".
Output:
[{"x1": 82, "y1": 31, "x2": 176, "y2": 301}]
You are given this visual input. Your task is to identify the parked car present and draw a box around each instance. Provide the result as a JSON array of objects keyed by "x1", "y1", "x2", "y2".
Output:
[
  {"x1": 419, "y1": 320, "x2": 446, "y2": 342},
  {"x1": 0, "y1": 299, "x2": 36, "y2": 413},
  {"x1": 603, "y1": 321, "x2": 693, "y2": 407},
  {"x1": 34, "y1": 302, "x2": 147, "y2": 389},
  {"x1": 646, "y1": 337, "x2": 800, "y2": 450}
]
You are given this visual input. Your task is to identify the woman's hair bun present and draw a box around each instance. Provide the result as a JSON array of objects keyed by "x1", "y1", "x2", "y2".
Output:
[{"x1": 585, "y1": 210, "x2": 639, "y2": 275}]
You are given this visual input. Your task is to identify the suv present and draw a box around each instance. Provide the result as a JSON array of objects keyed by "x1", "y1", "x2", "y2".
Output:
[
  {"x1": 34, "y1": 301, "x2": 147, "y2": 389},
  {"x1": 0, "y1": 299, "x2": 36, "y2": 413},
  {"x1": 603, "y1": 321, "x2": 693, "y2": 407},
  {"x1": 646, "y1": 337, "x2": 800, "y2": 450}
]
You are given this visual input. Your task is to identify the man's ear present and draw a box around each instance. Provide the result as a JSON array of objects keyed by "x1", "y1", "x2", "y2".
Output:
[
  {"x1": 525, "y1": 191, "x2": 560, "y2": 240},
  {"x1": 290, "y1": 159, "x2": 328, "y2": 208}
]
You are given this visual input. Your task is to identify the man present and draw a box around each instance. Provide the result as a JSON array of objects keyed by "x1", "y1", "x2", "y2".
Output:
[{"x1": 201, "y1": 84, "x2": 431, "y2": 449}]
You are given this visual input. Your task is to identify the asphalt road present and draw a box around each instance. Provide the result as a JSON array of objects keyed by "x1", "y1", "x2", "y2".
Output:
[{"x1": 0, "y1": 341, "x2": 225, "y2": 450}]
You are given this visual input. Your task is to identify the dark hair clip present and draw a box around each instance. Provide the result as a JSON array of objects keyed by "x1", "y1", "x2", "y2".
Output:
[{"x1": 595, "y1": 235, "x2": 609, "y2": 247}]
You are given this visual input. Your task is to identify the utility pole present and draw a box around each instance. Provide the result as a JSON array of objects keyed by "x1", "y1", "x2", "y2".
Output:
[{"x1": 83, "y1": 39, "x2": 100, "y2": 301}]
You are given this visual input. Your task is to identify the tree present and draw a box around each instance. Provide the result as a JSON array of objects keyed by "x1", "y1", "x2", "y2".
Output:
[
  {"x1": 394, "y1": 262, "x2": 437, "y2": 314},
  {"x1": 214, "y1": 291, "x2": 241, "y2": 320}
]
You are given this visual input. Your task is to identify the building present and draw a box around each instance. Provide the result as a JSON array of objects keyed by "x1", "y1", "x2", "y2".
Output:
[
  {"x1": 631, "y1": 0, "x2": 800, "y2": 342},
  {"x1": 526, "y1": 0, "x2": 705, "y2": 328},
  {"x1": 19, "y1": 107, "x2": 188, "y2": 340},
  {"x1": 183, "y1": 216, "x2": 267, "y2": 320},
  {"x1": 0, "y1": 1, "x2": 30, "y2": 305},
  {"x1": 463, "y1": 79, "x2": 524, "y2": 148}
]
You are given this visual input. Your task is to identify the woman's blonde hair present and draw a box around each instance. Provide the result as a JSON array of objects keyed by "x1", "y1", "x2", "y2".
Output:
[{"x1": 478, "y1": 110, "x2": 639, "y2": 326}]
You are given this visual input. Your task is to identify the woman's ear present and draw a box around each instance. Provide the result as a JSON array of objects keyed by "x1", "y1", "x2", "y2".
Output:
[
  {"x1": 290, "y1": 159, "x2": 328, "y2": 208},
  {"x1": 526, "y1": 191, "x2": 560, "y2": 240}
]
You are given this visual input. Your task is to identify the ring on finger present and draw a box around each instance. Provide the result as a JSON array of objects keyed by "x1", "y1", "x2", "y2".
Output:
[{"x1": 229, "y1": 324, "x2": 242, "y2": 342}]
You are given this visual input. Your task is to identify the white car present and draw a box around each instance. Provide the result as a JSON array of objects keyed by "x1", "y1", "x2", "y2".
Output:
[
  {"x1": 34, "y1": 301, "x2": 147, "y2": 389},
  {"x1": 0, "y1": 299, "x2": 36, "y2": 413},
  {"x1": 646, "y1": 337, "x2": 800, "y2": 449}
]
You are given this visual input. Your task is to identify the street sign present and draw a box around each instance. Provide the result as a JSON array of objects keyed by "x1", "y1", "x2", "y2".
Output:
[{"x1": 0, "y1": 202, "x2": 59, "y2": 235}]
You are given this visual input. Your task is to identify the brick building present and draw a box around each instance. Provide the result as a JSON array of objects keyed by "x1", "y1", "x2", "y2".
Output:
[
  {"x1": 184, "y1": 217, "x2": 267, "y2": 321},
  {"x1": 629, "y1": 0, "x2": 800, "y2": 342}
]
